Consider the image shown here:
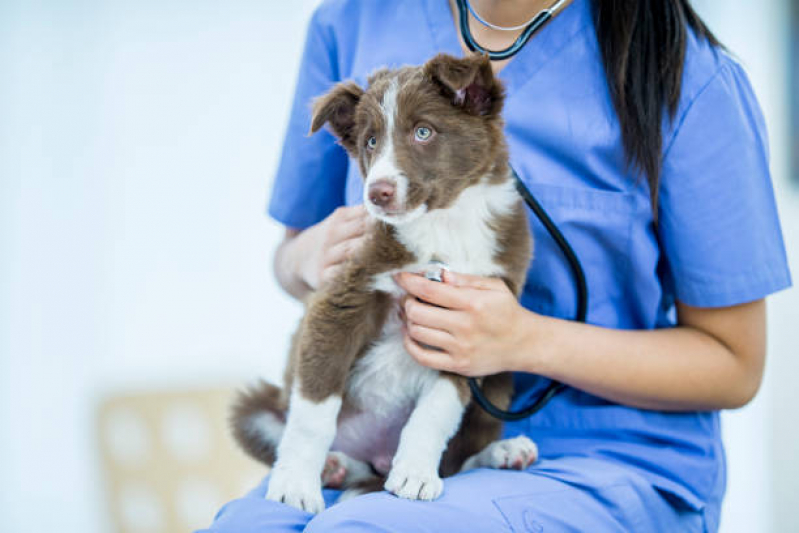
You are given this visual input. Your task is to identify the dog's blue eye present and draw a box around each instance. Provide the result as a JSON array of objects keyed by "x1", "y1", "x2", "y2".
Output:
[
  {"x1": 414, "y1": 126, "x2": 432, "y2": 141},
  {"x1": 366, "y1": 136, "x2": 377, "y2": 149}
]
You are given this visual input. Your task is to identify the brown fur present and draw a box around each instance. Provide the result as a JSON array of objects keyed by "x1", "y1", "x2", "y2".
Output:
[
  {"x1": 492, "y1": 206, "x2": 535, "y2": 296},
  {"x1": 293, "y1": 223, "x2": 415, "y2": 402},
  {"x1": 348, "y1": 57, "x2": 509, "y2": 216},
  {"x1": 229, "y1": 381, "x2": 286, "y2": 466},
  {"x1": 231, "y1": 53, "x2": 532, "y2": 496}
]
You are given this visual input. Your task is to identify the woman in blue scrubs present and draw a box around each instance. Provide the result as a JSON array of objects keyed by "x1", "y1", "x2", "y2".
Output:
[{"x1": 202, "y1": 0, "x2": 792, "y2": 531}]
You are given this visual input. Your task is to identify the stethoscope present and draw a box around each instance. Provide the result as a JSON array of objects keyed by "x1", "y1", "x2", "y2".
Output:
[
  {"x1": 452, "y1": 0, "x2": 588, "y2": 420},
  {"x1": 456, "y1": 0, "x2": 572, "y2": 60}
]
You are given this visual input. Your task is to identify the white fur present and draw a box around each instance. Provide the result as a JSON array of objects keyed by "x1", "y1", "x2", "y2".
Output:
[
  {"x1": 380, "y1": 77, "x2": 399, "y2": 133},
  {"x1": 247, "y1": 411, "x2": 284, "y2": 447},
  {"x1": 364, "y1": 78, "x2": 416, "y2": 224},
  {"x1": 266, "y1": 389, "x2": 342, "y2": 514},
  {"x1": 460, "y1": 435, "x2": 538, "y2": 472},
  {"x1": 332, "y1": 312, "x2": 439, "y2": 472},
  {"x1": 370, "y1": 177, "x2": 519, "y2": 295},
  {"x1": 347, "y1": 315, "x2": 438, "y2": 415},
  {"x1": 384, "y1": 377, "x2": 466, "y2": 500}
]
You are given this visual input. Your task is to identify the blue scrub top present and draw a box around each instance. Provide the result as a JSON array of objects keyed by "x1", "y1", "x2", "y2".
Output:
[{"x1": 267, "y1": 0, "x2": 792, "y2": 528}]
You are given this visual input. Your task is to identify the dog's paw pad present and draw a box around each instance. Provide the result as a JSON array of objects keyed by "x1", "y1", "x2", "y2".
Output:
[
  {"x1": 488, "y1": 436, "x2": 538, "y2": 470},
  {"x1": 322, "y1": 452, "x2": 348, "y2": 488},
  {"x1": 385, "y1": 464, "x2": 443, "y2": 501}
]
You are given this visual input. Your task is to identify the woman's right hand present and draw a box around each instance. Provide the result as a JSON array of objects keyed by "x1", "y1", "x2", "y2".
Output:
[
  {"x1": 299, "y1": 205, "x2": 368, "y2": 290},
  {"x1": 276, "y1": 205, "x2": 368, "y2": 298}
]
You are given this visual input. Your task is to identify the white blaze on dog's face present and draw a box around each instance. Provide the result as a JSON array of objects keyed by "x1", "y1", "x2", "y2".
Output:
[
  {"x1": 310, "y1": 54, "x2": 506, "y2": 226},
  {"x1": 361, "y1": 77, "x2": 424, "y2": 225}
]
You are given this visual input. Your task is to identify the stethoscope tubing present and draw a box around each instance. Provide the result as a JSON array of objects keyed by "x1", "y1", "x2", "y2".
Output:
[{"x1": 467, "y1": 168, "x2": 588, "y2": 421}]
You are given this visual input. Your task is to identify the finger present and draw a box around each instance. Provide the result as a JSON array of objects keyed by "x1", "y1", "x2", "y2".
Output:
[
  {"x1": 332, "y1": 214, "x2": 367, "y2": 242},
  {"x1": 443, "y1": 270, "x2": 506, "y2": 291},
  {"x1": 325, "y1": 236, "x2": 364, "y2": 266},
  {"x1": 403, "y1": 333, "x2": 457, "y2": 372},
  {"x1": 404, "y1": 297, "x2": 464, "y2": 333},
  {"x1": 394, "y1": 272, "x2": 471, "y2": 310},
  {"x1": 320, "y1": 264, "x2": 343, "y2": 286},
  {"x1": 406, "y1": 321, "x2": 458, "y2": 353},
  {"x1": 335, "y1": 204, "x2": 368, "y2": 222}
]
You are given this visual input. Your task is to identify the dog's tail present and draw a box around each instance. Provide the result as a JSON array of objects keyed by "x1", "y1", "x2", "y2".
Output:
[{"x1": 229, "y1": 380, "x2": 287, "y2": 467}]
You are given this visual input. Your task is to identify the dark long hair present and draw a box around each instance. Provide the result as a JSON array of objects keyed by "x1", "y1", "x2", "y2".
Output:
[{"x1": 591, "y1": 0, "x2": 719, "y2": 214}]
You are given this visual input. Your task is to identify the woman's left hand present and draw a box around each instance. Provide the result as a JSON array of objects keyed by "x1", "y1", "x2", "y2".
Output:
[{"x1": 393, "y1": 270, "x2": 534, "y2": 377}]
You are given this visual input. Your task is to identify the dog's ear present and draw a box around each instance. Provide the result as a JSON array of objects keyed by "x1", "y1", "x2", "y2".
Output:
[
  {"x1": 310, "y1": 81, "x2": 364, "y2": 153},
  {"x1": 424, "y1": 53, "x2": 503, "y2": 117}
]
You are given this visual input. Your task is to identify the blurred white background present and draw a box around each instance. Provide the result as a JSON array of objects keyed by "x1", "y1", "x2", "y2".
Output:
[{"x1": 0, "y1": 0, "x2": 796, "y2": 531}]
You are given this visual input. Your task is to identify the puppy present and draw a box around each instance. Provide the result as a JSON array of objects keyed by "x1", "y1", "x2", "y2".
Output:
[{"x1": 232, "y1": 54, "x2": 535, "y2": 513}]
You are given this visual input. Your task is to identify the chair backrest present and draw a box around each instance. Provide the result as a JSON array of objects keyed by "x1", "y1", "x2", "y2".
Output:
[{"x1": 97, "y1": 386, "x2": 267, "y2": 533}]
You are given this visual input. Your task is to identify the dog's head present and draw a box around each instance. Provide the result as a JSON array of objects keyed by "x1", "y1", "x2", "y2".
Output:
[{"x1": 310, "y1": 54, "x2": 506, "y2": 225}]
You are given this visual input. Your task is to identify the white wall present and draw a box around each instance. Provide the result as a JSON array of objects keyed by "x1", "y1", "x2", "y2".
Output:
[
  {"x1": 1, "y1": 1, "x2": 796, "y2": 532},
  {"x1": 0, "y1": 1, "x2": 312, "y2": 531}
]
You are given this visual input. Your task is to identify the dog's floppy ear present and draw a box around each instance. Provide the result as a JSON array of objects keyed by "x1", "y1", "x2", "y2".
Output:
[
  {"x1": 424, "y1": 53, "x2": 503, "y2": 117},
  {"x1": 309, "y1": 82, "x2": 364, "y2": 153}
]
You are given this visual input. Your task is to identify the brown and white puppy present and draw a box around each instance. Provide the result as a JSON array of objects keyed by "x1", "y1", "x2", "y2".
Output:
[{"x1": 231, "y1": 54, "x2": 535, "y2": 513}]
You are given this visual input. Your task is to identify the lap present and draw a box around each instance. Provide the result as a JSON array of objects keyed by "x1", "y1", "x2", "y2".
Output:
[{"x1": 199, "y1": 456, "x2": 706, "y2": 533}]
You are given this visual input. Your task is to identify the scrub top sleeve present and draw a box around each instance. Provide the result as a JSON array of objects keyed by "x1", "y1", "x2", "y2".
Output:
[
  {"x1": 657, "y1": 59, "x2": 792, "y2": 308},
  {"x1": 267, "y1": 9, "x2": 349, "y2": 230}
]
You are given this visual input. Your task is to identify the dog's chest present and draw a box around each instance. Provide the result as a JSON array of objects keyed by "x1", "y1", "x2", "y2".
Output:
[
  {"x1": 333, "y1": 314, "x2": 437, "y2": 468},
  {"x1": 346, "y1": 315, "x2": 438, "y2": 412},
  {"x1": 371, "y1": 180, "x2": 518, "y2": 294}
]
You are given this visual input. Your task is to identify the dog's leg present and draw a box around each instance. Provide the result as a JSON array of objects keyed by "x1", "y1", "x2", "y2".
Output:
[
  {"x1": 322, "y1": 451, "x2": 374, "y2": 489},
  {"x1": 460, "y1": 435, "x2": 538, "y2": 472},
  {"x1": 438, "y1": 373, "x2": 515, "y2": 476},
  {"x1": 265, "y1": 386, "x2": 341, "y2": 514},
  {"x1": 266, "y1": 284, "x2": 389, "y2": 513},
  {"x1": 384, "y1": 376, "x2": 468, "y2": 501}
]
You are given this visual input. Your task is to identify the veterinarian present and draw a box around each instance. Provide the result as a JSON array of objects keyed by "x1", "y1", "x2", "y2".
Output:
[{"x1": 201, "y1": 0, "x2": 792, "y2": 531}]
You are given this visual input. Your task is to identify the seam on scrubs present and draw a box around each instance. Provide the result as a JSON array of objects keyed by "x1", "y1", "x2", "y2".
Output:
[
  {"x1": 491, "y1": 482, "x2": 645, "y2": 533},
  {"x1": 519, "y1": 181, "x2": 637, "y2": 320},
  {"x1": 310, "y1": 2, "x2": 347, "y2": 82},
  {"x1": 674, "y1": 261, "x2": 792, "y2": 308},
  {"x1": 509, "y1": 22, "x2": 592, "y2": 96},
  {"x1": 521, "y1": 182, "x2": 636, "y2": 213},
  {"x1": 662, "y1": 62, "x2": 731, "y2": 159}
]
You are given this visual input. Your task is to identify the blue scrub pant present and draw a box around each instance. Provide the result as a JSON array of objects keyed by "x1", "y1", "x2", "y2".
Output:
[{"x1": 199, "y1": 456, "x2": 707, "y2": 532}]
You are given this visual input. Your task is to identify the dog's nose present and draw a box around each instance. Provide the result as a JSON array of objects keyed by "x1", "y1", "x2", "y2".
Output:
[{"x1": 368, "y1": 180, "x2": 396, "y2": 208}]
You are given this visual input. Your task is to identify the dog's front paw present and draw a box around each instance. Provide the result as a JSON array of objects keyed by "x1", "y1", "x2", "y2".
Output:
[
  {"x1": 384, "y1": 462, "x2": 443, "y2": 501},
  {"x1": 266, "y1": 468, "x2": 325, "y2": 514}
]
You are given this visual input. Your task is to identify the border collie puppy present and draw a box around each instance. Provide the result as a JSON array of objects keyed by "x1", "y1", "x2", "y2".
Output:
[{"x1": 232, "y1": 54, "x2": 536, "y2": 513}]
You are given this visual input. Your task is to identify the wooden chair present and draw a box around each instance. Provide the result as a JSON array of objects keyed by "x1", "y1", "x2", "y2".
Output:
[{"x1": 97, "y1": 386, "x2": 267, "y2": 532}]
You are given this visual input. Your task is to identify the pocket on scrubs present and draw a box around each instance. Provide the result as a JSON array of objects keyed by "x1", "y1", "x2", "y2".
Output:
[{"x1": 518, "y1": 181, "x2": 640, "y2": 325}]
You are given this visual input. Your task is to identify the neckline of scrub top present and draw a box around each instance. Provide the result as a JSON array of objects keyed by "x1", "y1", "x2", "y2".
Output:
[{"x1": 422, "y1": 0, "x2": 592, "y2": 95}]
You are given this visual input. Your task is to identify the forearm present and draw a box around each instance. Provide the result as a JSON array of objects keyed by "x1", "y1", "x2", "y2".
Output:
[
  {"x1": 394, "y1": 272, "x2": 766, "y2": 412},
  {"x1": 514, "y1": 310, "x2": 764, "y2": 411},
  {"x1": 274, "y1": 231, "x2": 312, "y2": 302}
]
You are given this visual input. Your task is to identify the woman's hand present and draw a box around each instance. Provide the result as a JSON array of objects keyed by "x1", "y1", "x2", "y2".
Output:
[
  {"x1": 394, "y1": 270, "x2": 536, "y2": 377},
  {"x1": 275, "y1": 206, "x2": 368, "y2": 299},
  {"x1": 298, "y1": 205, "x2": 368, "y2": 290}
]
